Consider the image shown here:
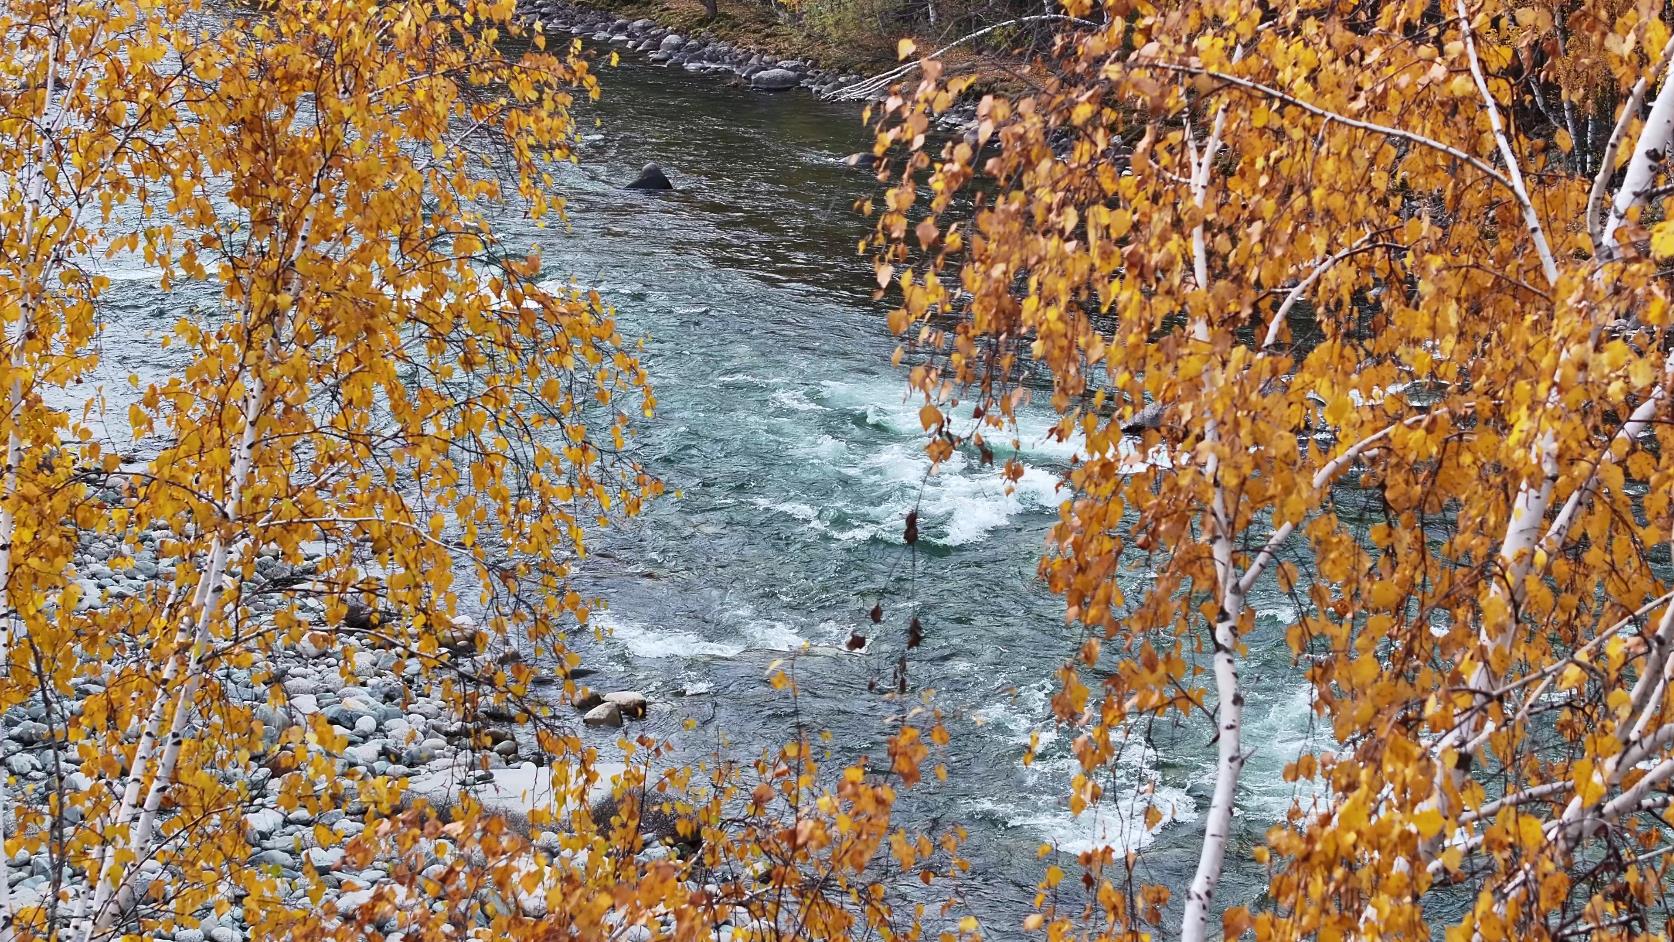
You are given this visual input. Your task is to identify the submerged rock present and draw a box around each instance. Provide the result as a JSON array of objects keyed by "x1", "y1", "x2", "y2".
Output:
[{"x1": 624, "y1": 163, "x2": 674, "y2": 190}]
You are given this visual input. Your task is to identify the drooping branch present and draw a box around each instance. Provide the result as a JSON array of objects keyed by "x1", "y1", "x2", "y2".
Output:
[
  {"x1": 825, "y1": 14, "x2": 1098, "y2": 102},
  {"x1": 1126, "y1": 60, "x2": 1519, "y2": 195},
  {"x1": 1260, "y1": 234, "x2": 1405, "y2": 351},
  {"x1": 1456, "y1": 0, "x2": 1558, "y2": 285}
]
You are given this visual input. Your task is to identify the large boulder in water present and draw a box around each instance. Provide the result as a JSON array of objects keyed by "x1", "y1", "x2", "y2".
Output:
[
  {"x1": 751, "y1": 68, "x2": 799, "y2": 91},
  {"x1": 624, "y1": 163, "x2": 674, "y2": 190}
]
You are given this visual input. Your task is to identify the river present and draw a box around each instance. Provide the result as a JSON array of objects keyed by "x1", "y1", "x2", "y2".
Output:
[
  {"x1": 524, "y1": 57, "x2": 1327, "y2": 934},
  {"x1": 84, "y1": 51, "x2": 1323, "y2": 937}
]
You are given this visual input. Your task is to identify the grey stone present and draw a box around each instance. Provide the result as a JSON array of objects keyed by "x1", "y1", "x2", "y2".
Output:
[
  {"x1": 750, "y1": 68, "x2": 799, "y2": 91},
  {"x1": 624, "y1": 164, "x2": 674, "y2": 190},
  {"x1": 603, "y1": 690, "x2": 649, "y2": 718},
  {"x1": 583, "y1": 702, "x2": 623, "y2": 728},
  {"x1": 11, "y1": 721, "x2": 48, "y2": 744},
  {"x1": 245, "y1": 807, "x2": 287, "y2": 839},
  {"x1": 305, "y1": 847, "x2": 344, "y2": 871},
  {"x1": 253, "y1": 849, "x2": 297, "y2": 870}
]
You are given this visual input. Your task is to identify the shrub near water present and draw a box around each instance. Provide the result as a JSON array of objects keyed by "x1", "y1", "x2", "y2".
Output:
[{"x1": 0, "y1": 1, "x2": 961, "y2": 940}]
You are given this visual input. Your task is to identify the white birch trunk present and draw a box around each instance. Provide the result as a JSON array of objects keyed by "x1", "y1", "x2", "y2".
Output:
[{"x1": 1600, "y1": 66, "x2": 1674, "y2": 256}]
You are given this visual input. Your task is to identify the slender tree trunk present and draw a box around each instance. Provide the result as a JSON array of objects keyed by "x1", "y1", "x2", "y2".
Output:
[
  {"x1": 0, "y1": 21, "x2": 69, "y2": 937},
  {"x1": 1600, "y1": 66, "x2": 1674, "y2": 255},
  {"x1": 1181, "y1": 606, "x2": 1246, "y2": 942}
]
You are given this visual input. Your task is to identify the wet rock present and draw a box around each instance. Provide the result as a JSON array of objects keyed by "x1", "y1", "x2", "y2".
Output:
[
  {"x1": 574, "y1": 688, "x2": 604, "y2": 711},
  {"x1": 583, "y1": 702, "x2": 623, "y2": 728},
  {"x1": 1122, "y1": 400, "x2": 1167, "y2": 433},
  {"x1": 750, "y1": 68, "x2": 799, "y2": 91},
  {"x1": 603, "y1": 691, "x2": 648, "y2": 719},
  {"x1": 343, "y1": 600, "x2": 382, "y2": 632},
  {"x1": 436, "y1": 615, "x2": 481, "y2": 653},
  {"x1": 624, "y1": 163, "x2": 674, "y2": 190},
  {"x1": 658, "y1": 33, "x2": 684, "y2": 52}
]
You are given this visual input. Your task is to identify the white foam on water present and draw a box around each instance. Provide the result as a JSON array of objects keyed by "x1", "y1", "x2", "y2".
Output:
[
  {"x1": 741, "y1": 618, "x2": 807, "y2": 651},
  {"x1": 973, "y1": 784, "x2": 1194, "y2": 856},
  {"x1": 798, "y1": 433, "x2": 848, "y2": 461},
  {"x1": 966, "y1": 680, "x2": 1192, "y2": 853},
  {"x1": 97, "y1": 264, "x2": 169, "y2": 283},
  {"x1": 715, "y1": 372, "x2": 776, "y2": 387},
  {"x1": 771, "y1": 388, "x2": 826, "y2": 412},
  {"x1": 1239, "y1": 682, "x2": 1328, "y2": 818},
  {"x1": 598, "y1": 613, "x2": 746, "y2": 659},
  {"x1": 747, "y1": 497, "x2": 819, "y2": 522},
  {"x1": 967, "y1": 742, "x2": 1195, "y2": 854},
  {"x1": 852, "y1": 445, "x2": 1064, "y2": 546}
]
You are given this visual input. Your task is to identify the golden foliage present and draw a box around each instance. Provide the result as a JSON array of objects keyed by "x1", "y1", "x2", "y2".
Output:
[
  {"x1": 0, "y1": 1, "x2": 959, "y2": 940},
  {"x1": 872, "y1": 0, "x2": 1674, "y2": 938}
]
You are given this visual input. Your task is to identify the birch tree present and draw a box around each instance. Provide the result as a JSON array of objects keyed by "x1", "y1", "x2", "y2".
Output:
[
  {"x1": 872, "y1": 0, "x2": 1674, "y2": 938},
  {"x1": 0, "y1": 1, "x2": 972, "y2": 939}
]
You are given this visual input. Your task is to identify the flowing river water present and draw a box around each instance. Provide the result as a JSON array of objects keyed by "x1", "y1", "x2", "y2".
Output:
[{"x1": 84, "y1": 53, "x2": 1327, "y2": 937}]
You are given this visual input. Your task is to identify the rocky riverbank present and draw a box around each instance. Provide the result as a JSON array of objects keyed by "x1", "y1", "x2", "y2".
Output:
[
  {"x1": 0, "y1": 478, "x2": 706, "y2": 939},
  {"x1": 519, "y1": 0, "x2": 871, "y2": 97}
]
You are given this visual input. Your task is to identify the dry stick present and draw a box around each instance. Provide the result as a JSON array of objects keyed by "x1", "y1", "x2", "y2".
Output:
[{"x1": 824, "y1": 14, "x2": 1098, "y2": 101}]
